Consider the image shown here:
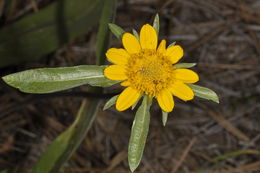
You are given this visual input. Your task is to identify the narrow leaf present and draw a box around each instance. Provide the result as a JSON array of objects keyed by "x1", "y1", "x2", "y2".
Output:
[
  {"x1": 212, "y1": 149, "x2": 260, "y2": 162},
  {"x1": 96, "y1": 0, "x2": 117, "y2": 65},
  {"x1": 0, "y1": 0, "x2": 104, "y2": 67},
  {"x1": 2, "y1": 65, "x2": 118, "y2": 94},
  {"x1": 168, "y1": 41, "x2": 176, "y2": 48},
  {"x1": 174, "y1": 63, "x2": 196, "y2": 69},
  {"x1": 128, "y1": 95, "x2": 151, "y2": 172},
  {"x1": 132, "y1": 29, "x2": 140, "y2": 41},
  {"x1": 152, "y1": 13, "x2": 159, "y2": 35},
  {"x1": 103, "y1": 95, "x2": 118, "y2": 110},
  {"x1": 31, "y1": 99, "x2": 100, "y2": 173},
  {"x1": 108, "y1": 23, "x2": 126, "y2": 39},
  {"x1": 188, "y1": 84, "x2": 219, "y2": 103},
  {"x1": 162, "y1": 111, "x2": 168, "y2": 126}
]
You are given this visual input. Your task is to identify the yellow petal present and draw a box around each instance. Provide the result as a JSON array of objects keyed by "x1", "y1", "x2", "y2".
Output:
[
  {"x1": 166, "y1": 45, "x2": 184, "y2": 64},
  {"x1": 106, "y1": 48, "x2": 129, "y2": 65},
  {"x1": 104, "y1": 65, "x2": 127, "y2": 80},
  {"x1": 173, "y1": 69, "x2": 199, "y2": 83},
  {"x1": 157, "y1": 40, "x2": 166, "y2": 54},
  {"x1": 169, "y1": 82, "x2": 194, "y2": 101},
  {"x1": 116, "y1": 87, "x2": 141, "y2": 111},
  {"x1": 122, "y1": 33, "x2": 141, "y2": 54},
  {"x1": 121, "y1": 80, "x2": 130, "y2": 86},
  {"x1": 140, "y1": 24, "x2": 158, "y2": 50},
  {"x1": 156, "y1": 89, "x2": 174, "y2": 112}
]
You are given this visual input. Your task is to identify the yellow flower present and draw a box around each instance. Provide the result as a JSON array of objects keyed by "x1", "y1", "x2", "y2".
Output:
[{"x1": 104, "y1": 24, "x2": 199, "y2": 112}]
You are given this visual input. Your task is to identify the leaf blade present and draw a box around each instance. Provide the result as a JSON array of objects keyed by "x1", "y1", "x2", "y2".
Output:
[
  {"x1": 128, "y1": 96, "x2": 151, "y2": 172},
  {"x1": 132, "y1": 29, "x2": 140, "y2": 41},
  {"x1": 96, "y1": 0, "x2": 117, "y2": 65},
  {"x1": 162, "y1": 111, "x2": 168, "y2": 126},
  {"x1": 103, "y1": 95, "x2": 118, "y2": 110},
  {"x1": 152, "y1": 13, "x2": 159, "y2": 35},
  {"x1": 2, "y1": 65, "x2": 118, "y2": 94},
  {"x1": 31, "y1": 99, "x2": 100, "y2": 173},
  {"x1": 167, "y1": 41, "x2": 176, "y2": 48},
  {"x1": 0, "y1": 0, "x2": 104, "y2": 67},
  {"x1": 108, "y1": 23, "x2": 126, "y2": 39},
  {"x1": 188, "y1": 84, "x2": 219, "y2": 103},
  {"x1": 174, "y1": 63, "x2": 197, "y2": 69}
]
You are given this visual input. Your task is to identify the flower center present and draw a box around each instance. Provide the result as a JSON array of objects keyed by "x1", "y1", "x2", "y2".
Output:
[{"x1": 126, "y1": 50, "x2": 174, "y2": 97}]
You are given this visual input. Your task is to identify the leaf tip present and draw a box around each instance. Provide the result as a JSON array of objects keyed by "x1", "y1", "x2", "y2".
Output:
[
  {"x1": 103, "y1": 95, "x2": 118, "y2": 111},
  {"x1": 213, "y1": 96, "x2": 220, "y2": 104},
  {"x1": 153, "y1": 13, "x2": 160, "y2": 34},
  {"x1": 162, "y1": 111, "x2": 168, "y2": 126},
  {"x1": 103, "y1": 106, "x2": 108, "y2": 111},
  {"x1": 129, "y1": 164, "x2": 137, "y2": 173},
  {"x1": 2, "y1": 75, "x2": 14, "y2": 87}
]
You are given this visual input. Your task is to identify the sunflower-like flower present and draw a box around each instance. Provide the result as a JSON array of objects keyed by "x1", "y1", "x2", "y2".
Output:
[{"x1": 104, "y1": 24, "x2": 199, "y2": 112}]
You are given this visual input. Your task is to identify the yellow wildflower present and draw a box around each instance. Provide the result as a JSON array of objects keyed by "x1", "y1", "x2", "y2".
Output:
[{"x1": 104, "y1": 24, "x2": 199, "y2": 112}]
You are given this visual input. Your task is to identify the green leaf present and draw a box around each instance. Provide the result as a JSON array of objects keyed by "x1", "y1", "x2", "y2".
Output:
[
  {"x1": 132, "y1": 29, "x2": 140, "y2": 41},
  {"x1": 153, "y1": 13, "x2": 159, "y2": 35},
  {"x1": 31, "y1": 99, "x2": 100, "y2": 173},
  {"x1": 162, "y1": 111, "x2": 168, "y2": 126},
  {"x1": 96, "y1": 0, "x2": 117, "y2": 65},
  {"x1": 108, "y1": 23, "x2": 126, "y2": 39},
  {"x1": 168, "y1": 41, "x2": 176, "y2": 48},
  {"x1": 174, "y1": 63, "x2": 196, "y2": 69},
  {"x1": 103, "y1": 95, "x2": 118, "y2": 110},
  {"x1": 0, "y1": 0, "x2": 104, "y2": 67},
  {"x1": 2, "y1": 65, "x2": 118, "y2": 94},
  {"x1": 188, "y1": 84, "x2": 219, "y2": 103},
  {"x1": 128, "y1": 95, "x2": 151, "y2": 172}
]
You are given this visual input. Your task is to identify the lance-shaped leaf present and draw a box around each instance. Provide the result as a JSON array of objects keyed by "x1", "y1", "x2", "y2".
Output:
[
  {"x1": 128, "y1": 96, "x2": 151, "y2": 172},
  {"x1": 96, "y1": 0, "x2": 117, "y2": 65},
  {"x1": 31, "y1": 99, "x2": 100, "y2": 173},
  {"x1": 188, "y1": 84, "x2": 219, "y2": 103},
  {"x1": 103, "y1": 95, "x2": 118, "y2": 110},
  {"x1": 168, "y1": 41, "x2": 176, "y2": 48},
  {"x1": 2, "y1": 65, "x2": 118, "y2": 94},
  {"x1": 162, "y1": 111, "x2": 168, "y2": 126},
  {"x1": 0, "y1": 0, "x2": 104, "y2": 67},
  {"x1": 132, "y1": 29, "x2": 140, "y2": 41},
  {"x1": 108, "y1": 23, "x2": 125, "y2": 39},
  {"x1": 153, "y1": 13, "x2": 159, "y2": 35},
  {"x1": 174, "y1": 63, "x2": 196, "y2": 69}
]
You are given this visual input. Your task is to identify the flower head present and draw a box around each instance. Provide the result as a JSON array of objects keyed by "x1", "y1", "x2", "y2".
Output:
[{"x1": 104, "y1": 24, "x2": 199, "y2": 112}]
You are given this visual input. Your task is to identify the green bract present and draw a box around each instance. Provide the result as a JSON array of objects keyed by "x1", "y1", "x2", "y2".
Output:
[
  {"x1": 174, "y1": 63, "x2": 197, "y2": 69},
  {"x1": 108, "y1": 23, "x2": 126, "y2": 39},
  {"x1": 103, "y1": 95, "x2": 119, "y2": 110},
  {"x1": 188, "y1": 84, "x2": 219, "y2": 103}
]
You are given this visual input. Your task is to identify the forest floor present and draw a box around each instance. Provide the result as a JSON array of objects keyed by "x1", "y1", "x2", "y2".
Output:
[{"x1": 0, "y1": 0, "x2": 260, "y2": 172}]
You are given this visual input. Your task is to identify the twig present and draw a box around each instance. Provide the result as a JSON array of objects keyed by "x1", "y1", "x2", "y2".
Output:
[
  {"x1": 195, "y1": 103, "x2": 251, "y2": 142},
  {"x1": 171, "y1": 137, "x2": 197, "y2": 173},
  {"x1": 249, "y1": 30, "x2": 260, "y2": 57}
]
